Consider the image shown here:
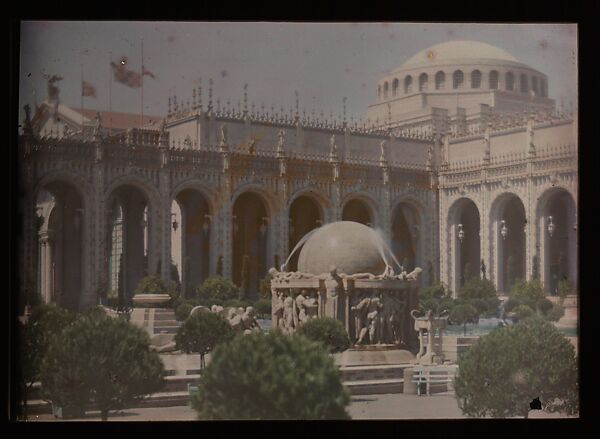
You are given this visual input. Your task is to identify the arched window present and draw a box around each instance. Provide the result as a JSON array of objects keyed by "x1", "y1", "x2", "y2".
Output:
[
  {"x1": 392, "y1": 78, "x2": 399, "y2": 97},
  {"x1": 419, "y1": 73, "x2": 428, "y2": 91},
  {"x1": 506, "y1": 72, "x2": 514, "y2": 91},
  {"x1": 531, "y1": 76, "x2": 539, "y2": 96},
  {"x1": 435, "y1": 71, "x2": 445, "y2": 90},
  {"x1": 471, "y1": 70, "x2": 482, "y2": 89},
  {"x1": 489, "y1": 70, "x2": 499, "y2": 89},
  {"x1": 383, "y1": 82, "x2": 389, "y2": 99},
  {"x1": 520, "y1": 74, "x2": 528, "y2": 93},
  {"x1": 404, "y1": 75, "x2": 413, "y2": 94},
  {"x1": 453, "y1": 70, "x2": 464, "y2": 89},
  {"x1": 540, "y1": 78, "x2": 547, "y2": 97}
]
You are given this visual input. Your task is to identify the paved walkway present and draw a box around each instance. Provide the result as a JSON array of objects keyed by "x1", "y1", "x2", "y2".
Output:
[{"x1": 24, "y1": 392, "x2": 575, "y2": 421}]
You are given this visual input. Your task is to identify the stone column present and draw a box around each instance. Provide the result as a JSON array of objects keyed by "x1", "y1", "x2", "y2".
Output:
[
  {"x1": 159, "y1": 169, "x2": 172, "y2": 282},
  {"x1": 92, "y1": 157, "x2": 107, "y2": 307}
]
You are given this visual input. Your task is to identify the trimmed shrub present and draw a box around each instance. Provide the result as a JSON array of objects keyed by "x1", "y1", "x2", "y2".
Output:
[
  {"x1": 458, "y1": 277, "x2": 497, "y2": 300},
  {"x1": 191, "y1": 331, "x2": 350, "y2": 419},
  {"x1": 450, "y1": 304, "x2": 479, "y2": 336},
  {"x1": 536, "y1": 298, "x2": 554, "y2": 316},
  {"x1": 512, "y1": 304, "x2": 534, "y2": 322},
  {"x1": 503, "y1": 298, "x2": 521, "y2": 314},
  {"x1": 420, "y1": 283, "x2": 448, "y2": 300},
  {"x1": 134, "y1": 275, "x2": 174, "y2": 296},
  {"x1": 296, "y1": 317, "x2": 351, "y2": 353},
  {"x1": 557, "y1": 280, "x2": 572, "y2": 303},
  {"x1": 40, "y1": 314, "x2": 165, "y2": 420},
  {"x1": 253, "y1": 298, "x2": 272, "y2": 317},
  {"x1": 509, "y1": 279, "x2": 545, "y2": 309},
  {"x1": 175, "y1": 312, "x2": 236, "y2": 369},
  {"x1": 196, "y1": 276, "x2": 239, "y2": 302},
  {"x1": 546, "y1": 303, "x2": 565, "y2": 322},
  {"x1": 455, "y1": 317, "x2": 578, "y2": 418},
  {"x1": 17, "y1": 304, "x2": 77, "y2": 418},
  {"x1": 175, "y1": 302, "x2": 194, "y2": 321}
]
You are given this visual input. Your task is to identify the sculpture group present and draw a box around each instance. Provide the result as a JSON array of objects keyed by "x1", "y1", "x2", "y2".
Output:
[{"x1": 191, "y1": 304, "x2": 262, "y2": 334}]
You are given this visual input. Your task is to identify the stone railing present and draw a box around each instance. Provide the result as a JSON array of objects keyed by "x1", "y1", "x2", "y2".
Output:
[{"x1": 441, "y1": 143, "x2": 577, "y2": 186}]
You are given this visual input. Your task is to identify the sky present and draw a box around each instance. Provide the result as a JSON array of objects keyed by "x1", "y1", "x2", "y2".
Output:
[{"x1": 19, "y1": 22, "x2": 577, "y2": 123}]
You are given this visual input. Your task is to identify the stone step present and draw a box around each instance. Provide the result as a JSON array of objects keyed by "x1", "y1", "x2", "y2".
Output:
[
  {"x1": 343, "y1": 378, "x2": 404, "y2": 395},
  {"x1": 153, "y1": 320, "x2": 179, "y2": 327},
  {"x1": 153, "y1": 326, "x2": 180, "y2": 334},
  {"x1": 339, "y1": 364, "x2": 411, "y2": 381},
  {"x1": 162, "y1": 375, "x2": 201, "y2": 393}
]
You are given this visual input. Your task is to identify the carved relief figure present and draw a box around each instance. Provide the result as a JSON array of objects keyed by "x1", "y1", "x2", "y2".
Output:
[{"x1": 281, "y1": 296, "x2": 295, "y2": 335}]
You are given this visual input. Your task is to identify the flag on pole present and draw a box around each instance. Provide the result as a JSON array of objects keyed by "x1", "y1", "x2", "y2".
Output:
[
  {"x1": 110, "y1": 58, "x2": 143, "y2": 88},
  {"x1": 82, "y1": 80, "x2": 97, "y2": 98}
]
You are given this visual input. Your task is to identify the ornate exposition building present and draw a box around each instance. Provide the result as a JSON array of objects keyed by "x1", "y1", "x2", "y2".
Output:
[{"x1": 18, "y1": 41, "x2": 578, "y2": 311}]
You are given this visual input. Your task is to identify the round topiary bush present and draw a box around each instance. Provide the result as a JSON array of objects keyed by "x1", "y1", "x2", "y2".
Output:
[
  {"x1": 511, "y1": 304, "x2": 534, "y2": 322},
  {"x1": 175, "y1": 311, "x2": 236, "y2": 369},
  {"x1": 296, "y1": 317, "x2": 351, "y2": 353},
  {"x1": 175, "y1": 302, "x2": 194, "y2": 321},
  {"x1": 450, "y1": 304, "x2": 479, "y2": 335},
  {"x1": 458, "y1": 277, "x2": 497, "y2": 300},
  {"x1": 40, "y1": 314, "x2": 165, "y2": 420},
  {"x1": 191, "y1": 331, "x2": 350, "y2": 419},
  {"x1": 455, "y1": 317, "x2": 578, "y2": 418},
  {"x1": 196, "y1": 276, "x2": 239, "y2": 302},
  {"x1": 536, "y1": 298, "x2": 554, "y2": 316},
  {"x1": 18, "y1": 304, "x2": 77, "y2": 418},
  {"x1": 509, "y1": 279, "x2": 545, "y2": 309}
]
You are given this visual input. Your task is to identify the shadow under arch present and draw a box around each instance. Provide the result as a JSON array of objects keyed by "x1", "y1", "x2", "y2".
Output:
[{"x1": 447, "y1": 197, "x2": 481, "y2": 295}]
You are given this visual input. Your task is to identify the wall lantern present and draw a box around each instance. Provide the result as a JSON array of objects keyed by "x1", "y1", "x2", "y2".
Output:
[
  {"x1": 457, "y1": 223, "x2": 464, "y2": 243},
  {"x1": 547, "y1": 216, "x2": 554, "y2": 237},
  {"x1": 171, "y1": 213, "x2": 178, "y2": 232},
  {"x1": 500, "y1": 220, "x2": 508, "y2": 240}
]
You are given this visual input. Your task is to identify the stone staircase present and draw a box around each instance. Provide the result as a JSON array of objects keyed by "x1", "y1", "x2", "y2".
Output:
[
  {"x1": 340, "y1": 364, "x2": 410, "y2": 395},
  {"x1": 152, "y1": 308, "x2": 181, "y2": 335}
]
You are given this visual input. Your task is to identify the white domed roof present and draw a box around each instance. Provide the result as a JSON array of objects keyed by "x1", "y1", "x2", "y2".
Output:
[{"x1": 399, "y1": 40, "x2": 519, "y2": 69}]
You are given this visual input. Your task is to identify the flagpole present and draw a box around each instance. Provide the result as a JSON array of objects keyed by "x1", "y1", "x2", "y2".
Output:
[
  {"x1": 81, "y1": 64, "x2": 84, "y2": 134},
  {"x1": 109, "y1": 52, "x2": 113, "y2": 136},
  {"x1": 141, "y1": 39, "x2": 144, "y2": 130}
]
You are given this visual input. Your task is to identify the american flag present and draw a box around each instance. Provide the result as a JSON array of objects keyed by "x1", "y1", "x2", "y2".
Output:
[{"x1": 82, "y1": 81, "x2": 97, "y2": 98}]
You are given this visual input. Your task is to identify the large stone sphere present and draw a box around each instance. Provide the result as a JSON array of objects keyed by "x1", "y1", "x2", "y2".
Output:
[{"x1": 296, "y1": 221, "x2": 387, "y2": 275}]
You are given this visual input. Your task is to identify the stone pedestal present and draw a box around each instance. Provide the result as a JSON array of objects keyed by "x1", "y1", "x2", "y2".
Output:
[{"x1": 403, "y1": 367, "x2": 417, "y2": 394}]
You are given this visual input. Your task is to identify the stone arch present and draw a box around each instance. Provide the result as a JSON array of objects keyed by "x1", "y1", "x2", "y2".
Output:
[
  {"x1": 287, "y1": 186, "x2": 331, "y2": 221},
  {"x1": 341, "y1": 192, "x2": 379, "y2": 227},
  {"x1": 535, "y1": 186, "x2": 577, "y2": 294},
  {"x1": 447, "y1": 197, "x2": 481, "y2": 295},
  {"x1": 392, "y1": 78, "x2": 399, "y2": 97},
  {"x1": 489, "y1": 192, "x2": 527, "y2": 293},
  {"x1": 34, "y1": 174, "x2": 89, "y2": 311},
  {"x1": 231, "y1": 183, "x2": 279, "y2": 219},
  {"x1": 171, "y1": 182, "x2": 216, "y2": 298},
  {"x1": 232, "y1": 189, "x2": 273, "y2": 297},
  {"x1": 287, "y1": 191, "x2": 328, "y2": 272},
  {"x1": 435, "y1": 71, "x2": 446, "y2": 90},
  {"x1": 390, "y1": 198, "x2": 424, "y2": 275},
  {"x1": 170, "y1": 179, "x2": 217, "y2": 215},
  {"x1": 105, "y1": 175, "x2": 161, "y2": 302}
]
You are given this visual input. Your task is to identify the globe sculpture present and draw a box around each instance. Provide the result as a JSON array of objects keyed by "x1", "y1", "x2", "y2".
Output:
[{"x1": 270, "y1": 221, "x2": 421, "y2": 350}]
